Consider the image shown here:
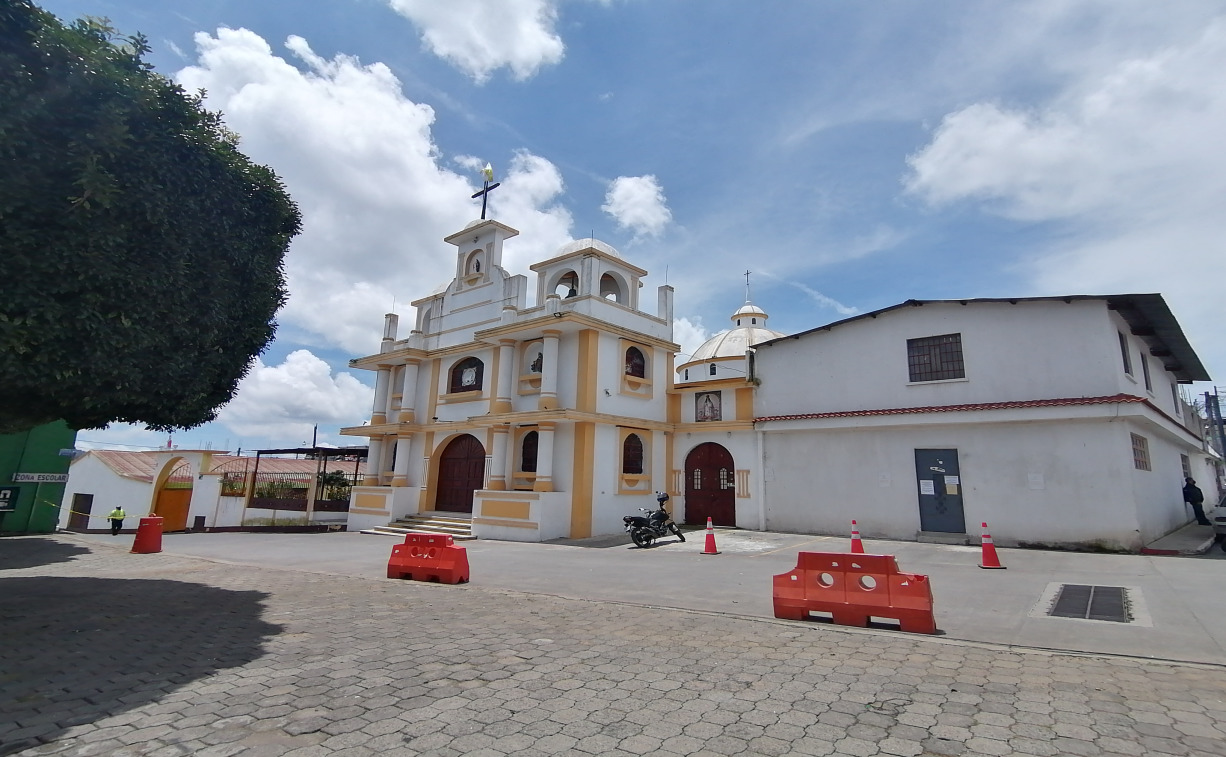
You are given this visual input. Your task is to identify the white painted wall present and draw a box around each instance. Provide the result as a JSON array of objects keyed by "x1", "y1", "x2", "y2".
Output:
[
  {"x1": 758, "y1": 413, "x2": 1194, "y2": 550},
  {"x1": 755, "y1": 300, "x2": 1144, "y2": 416},
  {"x1": 59, "y1": 455, "x2": 151, "y2": 530}
]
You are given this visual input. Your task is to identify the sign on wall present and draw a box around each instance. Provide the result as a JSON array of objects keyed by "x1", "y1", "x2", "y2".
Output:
[
  {"x1": 0, "y1": 487, "x2": 18, "y2": 512},
  {"x1": 12, "y1": 473, "x2": 69, "y2": 483}
]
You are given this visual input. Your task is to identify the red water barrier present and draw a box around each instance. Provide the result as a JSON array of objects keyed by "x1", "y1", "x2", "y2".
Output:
[
  {"x1": 131, "y1": 516, "x2": 164, "y2": 554},
  {"x1": 387, "y1": 533, "x2": 470, "y2": 584},
  {"x1": 772, "y1": 552, "x2": 935, "y2": 634}
]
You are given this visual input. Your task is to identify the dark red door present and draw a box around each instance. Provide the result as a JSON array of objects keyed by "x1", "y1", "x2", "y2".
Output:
[
  {"x1": 685, "y1": 443, "x2": 736, "y2": 526},
  {"x1": 436, "y1": 435, "x2": 486, "y2": 513}
]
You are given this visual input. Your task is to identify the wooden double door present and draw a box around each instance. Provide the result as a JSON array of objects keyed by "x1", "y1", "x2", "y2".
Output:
[
  {"x1": 685, "y1": 443, "x2": 736, "y2": 526},
  {"x1": 435, "y1": 434, "x2": 487, "y2": 513}
]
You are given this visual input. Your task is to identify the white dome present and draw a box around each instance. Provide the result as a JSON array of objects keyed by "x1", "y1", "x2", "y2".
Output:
[
  {"x1": 685, "y1": 300, "x2": 783, "y2": 363},
  {"x1": 553, "y1": 238, "x2": 622, "y2": 259}
]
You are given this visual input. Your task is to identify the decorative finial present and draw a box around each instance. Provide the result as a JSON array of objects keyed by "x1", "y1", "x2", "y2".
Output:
[
  {"x1": 471, "y1": 162, "x2": 501, "y2": 220},
  {"x1": 744, "y1": 269, "x2": 752, "y2": 302}
]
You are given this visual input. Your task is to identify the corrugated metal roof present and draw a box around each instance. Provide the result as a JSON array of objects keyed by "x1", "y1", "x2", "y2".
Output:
[
  {"x1": 755, "y1": 294, "x2": 1210, "y2": 383},
  {"x1": 78, "y1": 450, "x2": 365, "y2": 483}
]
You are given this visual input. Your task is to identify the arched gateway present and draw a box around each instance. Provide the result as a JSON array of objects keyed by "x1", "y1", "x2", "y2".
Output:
[
  {"x1": 435, "y1": 434, "x2": 486, "y2": 513},
  {"x1": 685, "y1": 442, "x2": 736, "y2": 527}
]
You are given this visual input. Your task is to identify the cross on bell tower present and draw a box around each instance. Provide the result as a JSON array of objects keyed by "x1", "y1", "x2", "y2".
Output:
[{"x1": 470, "y1": 163, "x2": 501, "y2": 220}]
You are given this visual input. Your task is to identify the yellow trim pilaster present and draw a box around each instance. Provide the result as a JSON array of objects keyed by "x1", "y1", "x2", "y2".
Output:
[{"x1": 570, "y1": 421, "x2": 595, "y2": 538}]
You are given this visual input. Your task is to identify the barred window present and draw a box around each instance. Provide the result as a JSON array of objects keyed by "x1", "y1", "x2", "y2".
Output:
[
  {"x1": 1131, "y1": 433, "x2": 1151, "y2": 471},
  {"x1": 622, "y1": 434, "x2": 644, "y2": 475},
  {"x1": 907, "y1": 333, "x2": 965, "y2": 382},
  {"x1": 1181, "y1": 454, "x2": 1191, "y2": 480}
]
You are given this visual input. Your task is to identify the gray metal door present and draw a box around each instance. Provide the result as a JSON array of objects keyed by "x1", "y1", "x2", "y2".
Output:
[{"x1": 914, "y1": 449, "x2": 966, "y2": 533}]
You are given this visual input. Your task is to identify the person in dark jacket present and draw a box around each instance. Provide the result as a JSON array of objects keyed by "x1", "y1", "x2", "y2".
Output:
[{"x1": 1183, "y1": 478, "x2": 1211, "y2": 526}]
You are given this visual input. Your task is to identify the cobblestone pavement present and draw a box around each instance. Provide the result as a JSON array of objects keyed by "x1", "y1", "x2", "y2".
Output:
[{"x1": 3, "y1": 537, "x2": 1226, "y2": 757}]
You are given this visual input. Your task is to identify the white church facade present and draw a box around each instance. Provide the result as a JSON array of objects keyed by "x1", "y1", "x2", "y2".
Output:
[{"x1": 341, "y1": 216, "x2": 1216, "y2": 551}]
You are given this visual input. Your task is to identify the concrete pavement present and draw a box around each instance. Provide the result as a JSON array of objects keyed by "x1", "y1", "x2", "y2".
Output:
[
  {"x1": 59, "y1": 526, "x2": 1226, "y2": 666},
  {"x1": 3, "y1": 531, "x2": 1226, "y2": 757}
]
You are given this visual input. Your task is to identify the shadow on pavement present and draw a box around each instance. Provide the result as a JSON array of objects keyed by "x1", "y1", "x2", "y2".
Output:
[
  {"x1": 0, "y1": 577, "x2": 282, "y2": 756},
  {"x1": 0, "y1": 537, "x2": 91, "y2": 571}
]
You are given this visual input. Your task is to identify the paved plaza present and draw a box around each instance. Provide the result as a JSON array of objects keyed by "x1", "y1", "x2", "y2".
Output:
[{"x1": 2, "y1": 534, "x2": 1226, "y2": 757}]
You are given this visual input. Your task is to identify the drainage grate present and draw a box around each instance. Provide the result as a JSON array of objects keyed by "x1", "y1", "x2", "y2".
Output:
[{"x1": 1048, "y1": 584, "x2": 1131, "y2": 623}]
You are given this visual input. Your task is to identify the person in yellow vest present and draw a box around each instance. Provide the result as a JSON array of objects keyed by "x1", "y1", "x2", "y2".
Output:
[{"x1": 108, "y1": 507, "x2": 126, "y2": 536}]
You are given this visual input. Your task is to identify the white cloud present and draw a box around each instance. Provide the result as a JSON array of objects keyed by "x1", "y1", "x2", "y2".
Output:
[
  {"x1": 175, "y1": 29, "x2": 575, "y2": 354},
  {"x1": 602, "y1": 175, "x2": 672, "y2": 238},
  {"x1": 904, "y1": 17, "x2": 1226, "y2": 379},
  {"x1": 673, "y1": 316, "x2": 711, "y2": 363},
  {"x1": 216, "y1": 350, "x2": 372, "y2": 442},
  {"x1": 385, "y1": 0, "x2": 565, "y2": 82},
  {"x1": 787, "y1": 283, "x2": 860, "y2": 317},
  {"x1": 489, "y1": 150, "x2": 575, "y2": 267}
]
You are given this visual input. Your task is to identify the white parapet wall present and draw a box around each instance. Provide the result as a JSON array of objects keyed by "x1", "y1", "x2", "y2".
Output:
[{"x1": 472, "y1": 490, "x2": 572, "y2": 542}]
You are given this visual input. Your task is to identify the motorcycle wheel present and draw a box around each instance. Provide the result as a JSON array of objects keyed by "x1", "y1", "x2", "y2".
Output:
[
  {"x1": 631, "y1": 527, "x2": 653, "y2": 549},
  {"x1": 669, "y1": 523, "x2": 685, "y2": 542}
]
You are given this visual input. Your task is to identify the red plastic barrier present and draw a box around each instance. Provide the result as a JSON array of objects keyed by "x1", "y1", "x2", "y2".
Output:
[
  {"x1": 131, "y1": 516, "x2": 163, "y2": 554},
  {"x1": 387, "y1": 533, "x2": 469, "y2": 584},
  {"x1": 772, "y1": 552, "x2": 935, "y2": 634}
]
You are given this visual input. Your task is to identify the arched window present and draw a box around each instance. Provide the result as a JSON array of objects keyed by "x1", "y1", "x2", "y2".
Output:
[
  {"x1": 622, "y1": 434, "x2": 644, "y2": 475},
  {"x1": 709, "y1": 363, "x2": 717, "y2": 376},
  {"x1": 449, "y1": 357, "x2": 484, "y2": 393},
  {"x1": 625, "y1": 347, "x2": 646, "y2": 378},
  {"x1": 684, "y1": 369, "x2": 689, "y2": 381},
  {"x1": 520, "y1": 431, "x2": 538, "y2": 472}
]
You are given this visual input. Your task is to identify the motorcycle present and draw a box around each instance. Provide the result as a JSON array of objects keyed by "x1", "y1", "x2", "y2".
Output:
[{"x1": 624, "y1": 492, "x2": 685, "y2": 548}]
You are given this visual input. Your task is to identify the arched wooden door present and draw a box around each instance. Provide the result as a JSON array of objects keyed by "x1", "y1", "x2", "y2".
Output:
[
  {"x1": 154, "y1": 460, "x2": 192, "y2": 531},
  {"x1": 435, "y1": 434, "x2": 486, "y2": 513},
  {"x1": 685, "y1": 443, "x2": 736, "y2": 526}
]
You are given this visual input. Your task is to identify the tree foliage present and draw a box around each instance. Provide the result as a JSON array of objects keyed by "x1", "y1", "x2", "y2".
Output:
[{"x1": 0, "y1": 1, "x2": 301, "y2": 434}]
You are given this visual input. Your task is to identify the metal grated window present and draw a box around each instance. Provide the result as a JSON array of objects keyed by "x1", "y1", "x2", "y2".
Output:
[
  {"x1": 1131, "y1": 433, "x2": 1151, "y2": 471},
  {"x1": 907, "y1": 333, "x2": 965, "y2": 382},
  {"x1": 1049, "y1": 584, "x2": 1131, "y2": 623}
]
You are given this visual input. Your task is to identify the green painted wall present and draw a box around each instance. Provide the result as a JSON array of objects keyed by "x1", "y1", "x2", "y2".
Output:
[{"x1": 0, "y1": 421, "x2": 77, "y2": 534}]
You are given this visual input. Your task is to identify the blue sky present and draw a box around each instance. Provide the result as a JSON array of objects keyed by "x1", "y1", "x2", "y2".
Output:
[{"x1": 39, "y1": 0, "x2": 1226, "y2": 452}]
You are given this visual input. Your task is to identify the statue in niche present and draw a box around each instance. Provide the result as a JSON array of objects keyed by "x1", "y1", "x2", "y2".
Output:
[{"x1": 530, "y1": 352, "x2": 543, "y2": 373}]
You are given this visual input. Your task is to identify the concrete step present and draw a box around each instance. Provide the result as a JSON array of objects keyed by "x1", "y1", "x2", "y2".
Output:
[
  {"x1": 360, "y1": 511, "x2": 476, "y2": 540},
  {"x1": 916, "y1": 530, "x2": 971, "y2": 546}
]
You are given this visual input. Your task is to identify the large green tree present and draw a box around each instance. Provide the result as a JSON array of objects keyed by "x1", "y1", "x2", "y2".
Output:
[{"x1": 0, "y1": 0, "x2": 301, "y2": 434}]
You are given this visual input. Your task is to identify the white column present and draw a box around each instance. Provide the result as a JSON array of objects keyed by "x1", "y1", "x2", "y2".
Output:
[
  {"x1": 495, "y1": 339, "x2": 515, "y2": 413},
  {"x1": 370, "y1": 366, "x2": 391, "y2": 425},
  {"x1": 539, "y1": 329, "x2": 560, "y2": 411},
  {"x1": 391, "y1": 433, "x2": 413, "y2": 487},
  {"x1": 363, "y1": 437, "x2": 383, "y2": 486},
  {"x1": 533, "y1": 422, "x2": 555, "y2": 492},
  {"x1": 488, "y1": 425, "x2": 509, "y2": 490},
  {"x1": 397, "y1": 360, "x2": 420, "y2": 424}
]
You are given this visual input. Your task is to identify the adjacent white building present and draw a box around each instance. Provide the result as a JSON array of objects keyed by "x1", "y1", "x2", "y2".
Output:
[{"x1": 752, "y1": 296, "x2": 1215, "y2": 550}]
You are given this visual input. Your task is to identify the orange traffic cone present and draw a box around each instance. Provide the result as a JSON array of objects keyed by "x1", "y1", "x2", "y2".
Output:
[
  {"x1": 702, "y1": 517, "x2": 720, "y2": 555},
  {"x1": 979, "y1": 522, "x2": 1006, "y2": 569},
  {"x1": 850, "y1": 520, "x2": 865, "y2": 554}
]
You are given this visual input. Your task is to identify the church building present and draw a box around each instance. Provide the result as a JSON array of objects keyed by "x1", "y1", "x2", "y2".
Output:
[
  {"x1": 342, "y1": 211, "x2": 1217, "y2": 551},
  {"x1": 342, "y1": 217, "x2": 683, "y2": 540}
]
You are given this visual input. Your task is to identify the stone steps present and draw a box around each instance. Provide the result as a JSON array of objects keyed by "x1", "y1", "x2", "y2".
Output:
[{"x1": 361, "y1": 511, "x2": 476, "y2": 540}]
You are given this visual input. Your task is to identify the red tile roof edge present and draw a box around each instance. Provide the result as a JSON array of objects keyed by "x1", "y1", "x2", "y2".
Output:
[{"x1": 755, "y1": 393, "x2": 1147, "y2": 423}]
